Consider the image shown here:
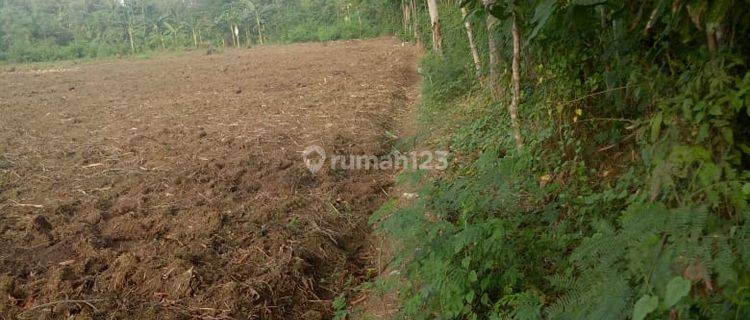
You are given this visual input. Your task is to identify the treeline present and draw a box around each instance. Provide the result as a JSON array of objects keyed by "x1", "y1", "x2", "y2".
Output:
[
  {"x1": 0, "y1": 0, "x2": 398, "y2": 62},
  {"x1": 376, "y1": 0, "x2": 750, "y2": 319}
]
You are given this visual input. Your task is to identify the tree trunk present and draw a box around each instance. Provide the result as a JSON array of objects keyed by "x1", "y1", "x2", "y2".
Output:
[
  {"x1": 255, "y1": 13, "x2": 264, "y2": 45},
  {"x1": 706, "y1": 22, "x2": 718, "y2": 53},
  {"x1": 402, "y1": 0, "x2": 409, "y2": 32},
  {"x1": 127, "y1": 23, "x2": 136, "y2": 53},
  {"x1": 246, "y1": 26, "x2": 251, "y2": 47},
  {"x1": 234, "y1": 24, "x2": 240, "y2": 47},
  {"x1": 141, "y1": 5, "x2": 146, "y2": 46},
  {"x1": 227, "y1": 25, "x2": 233, "y2": 46},
  {"x1": 411, "y1": 0, "x2": 419, "y2": 42},
  {"x1": 483, "y1": 0, "x2": 500, "y2": 96},
  {"x1": 425, "y1": 0, "x2": 442, "y2": 55},
  {"x1": 192, "y1": 26, "x2": 198, "y2": 48},
  {"x1": 461, "y1": 7, "x2": 481, "y2": 77},
  {"x1": 509, "y1": 16, "x2": 523, "y2": 149}
]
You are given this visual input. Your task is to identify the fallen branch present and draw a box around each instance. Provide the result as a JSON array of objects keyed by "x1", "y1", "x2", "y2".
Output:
[
  {"x1": 19, "y1": 299, "x2": 103, "y2": 316},
  {"x1": 350, "y1": 294, "x2": 368, "y2": 306},
  {"x1": 561, "y1": 85, "x2": 633, "y2": 105},
  {"x1": 10, "y1": 200, "x2": 45, "y2": 209},
  {"x1": 576, "y1": 117, "x2": 637, "y2": 124}
]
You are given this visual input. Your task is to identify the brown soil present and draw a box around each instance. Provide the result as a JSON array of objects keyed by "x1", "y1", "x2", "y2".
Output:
[{"x1": 0, "y1": 37, "x2": 418, "y2": 319}]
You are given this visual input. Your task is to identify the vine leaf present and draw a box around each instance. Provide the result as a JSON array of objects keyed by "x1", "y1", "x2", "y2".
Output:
[
  {"x1": 664, "y1": 277, "x2": 692, "y2": 308},
  {"x1": 650, "y1": 112, "x2": 663, "y2": 143},
  {"x1": 527, "y1": 0, "x2": 556, "y2": 43},
  {"x1": 633, "y1": 295, "x2": 658, "y2": 320},
  {"x1": 571, "y1": 0, "x2": 607, "y2": 6}
]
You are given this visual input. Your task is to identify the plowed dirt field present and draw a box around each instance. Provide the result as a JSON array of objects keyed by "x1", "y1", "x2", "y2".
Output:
[{"x1": 0, "y1": 37, "x2": 418, "y2": 319}]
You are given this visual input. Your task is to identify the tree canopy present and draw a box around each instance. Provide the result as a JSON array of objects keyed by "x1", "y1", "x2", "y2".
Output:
[{"x1": 0, "y1": 0, "x2": 398, "y2": 62}]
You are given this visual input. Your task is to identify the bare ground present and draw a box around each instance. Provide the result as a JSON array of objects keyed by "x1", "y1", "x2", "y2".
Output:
[{"x1": 0, "y1": 37, "x2": 418, "y2": 319}]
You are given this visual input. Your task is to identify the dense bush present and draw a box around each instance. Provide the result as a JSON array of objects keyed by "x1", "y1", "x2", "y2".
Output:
[
  {"x1": 4, "y1": 40, "x2": 134, "y2": 63},
  {"x1": 316, "y1": 17, "x2": 380, "y2": 42},
  {"x1": 280, "y1": 16, "x2": 381, "y2": 43},
  {"x1": 374, "y1": 1, "x2": 750, "y2": 319},
  {"x1": 0, "y1": 0, "x2": 399, "y2": 63}
]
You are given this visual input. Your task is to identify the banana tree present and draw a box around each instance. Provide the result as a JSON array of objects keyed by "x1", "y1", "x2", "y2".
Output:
[
  {"x1": 162, "y1": 19, "x2": 183, "y2": 47},
  {"x1": 218, "y1": 4, "x2": 240, "y2": 47},
  {"x1": 235, "y1": 0, "x2": 268, "y2": 46},
  {"x1": 250, "y1": 1, "x2": 274, "y2": 45}
]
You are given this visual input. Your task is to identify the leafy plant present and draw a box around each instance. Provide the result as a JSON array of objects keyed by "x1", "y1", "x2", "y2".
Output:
[
  {"x1": 333, "y1": 293, "x2": 349, "y2": 320},
  {"x1": 376, "y1": 1, "x2": 750, "y2": 319}
]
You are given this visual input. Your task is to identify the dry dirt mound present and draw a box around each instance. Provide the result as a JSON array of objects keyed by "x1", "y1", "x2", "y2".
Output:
[{"x1": 0, "y1": 38, "x2": 418, "y2": 319}]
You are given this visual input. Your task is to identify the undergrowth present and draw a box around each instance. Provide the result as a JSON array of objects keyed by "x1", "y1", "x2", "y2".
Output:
[{"x1": 373, "y1": 1, "x2": 750, "y2": 319}]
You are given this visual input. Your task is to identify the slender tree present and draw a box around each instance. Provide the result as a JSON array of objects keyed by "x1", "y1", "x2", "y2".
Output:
[
  {"x1": 410, "y1": 0, "x2": 419, "y2": 42},
  {"x1": 425, "y1": 0, "x2": 441, "y2": 55},
  {"x1": 461, "y1": 6, "x2": 481, "y2": 77},
  {"x1": 254, "y1": 7, "x2": 264, "y2": 44},
  {"x1": 509, "y1": 14, "x2": 522, "y2": 148},
  {"x1": 483, "y1": 0, "x2": 499, "y2": 96},
  {"x1": 401, "y1": 0, "x2": 409, "y2": 32}
]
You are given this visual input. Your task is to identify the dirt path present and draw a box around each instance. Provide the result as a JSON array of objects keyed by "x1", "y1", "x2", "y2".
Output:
[{"x1": 0, "y1": 38, "x2": 418, "y2": 319}]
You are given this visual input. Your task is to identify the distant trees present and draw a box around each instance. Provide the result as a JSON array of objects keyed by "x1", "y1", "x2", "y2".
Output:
[{"x1": 0, "y1": 0, "x2": 397, "y2": 62}]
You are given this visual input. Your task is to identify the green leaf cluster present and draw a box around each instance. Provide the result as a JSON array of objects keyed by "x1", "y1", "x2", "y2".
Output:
[{"x1": 375, "y1": 1, "x2": 750, "y2": 319}]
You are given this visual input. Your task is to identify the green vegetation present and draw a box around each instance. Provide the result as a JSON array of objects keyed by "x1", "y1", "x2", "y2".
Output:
[
  {"x1": 5, "y1": 0, "x2": 750, "y2": 318},
  {"x1": 0, "y1": 0, "x2": 398, "y2": 63},
  {"x1": 372, "y1": 0, "x2": 750, "y2": 319}
]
